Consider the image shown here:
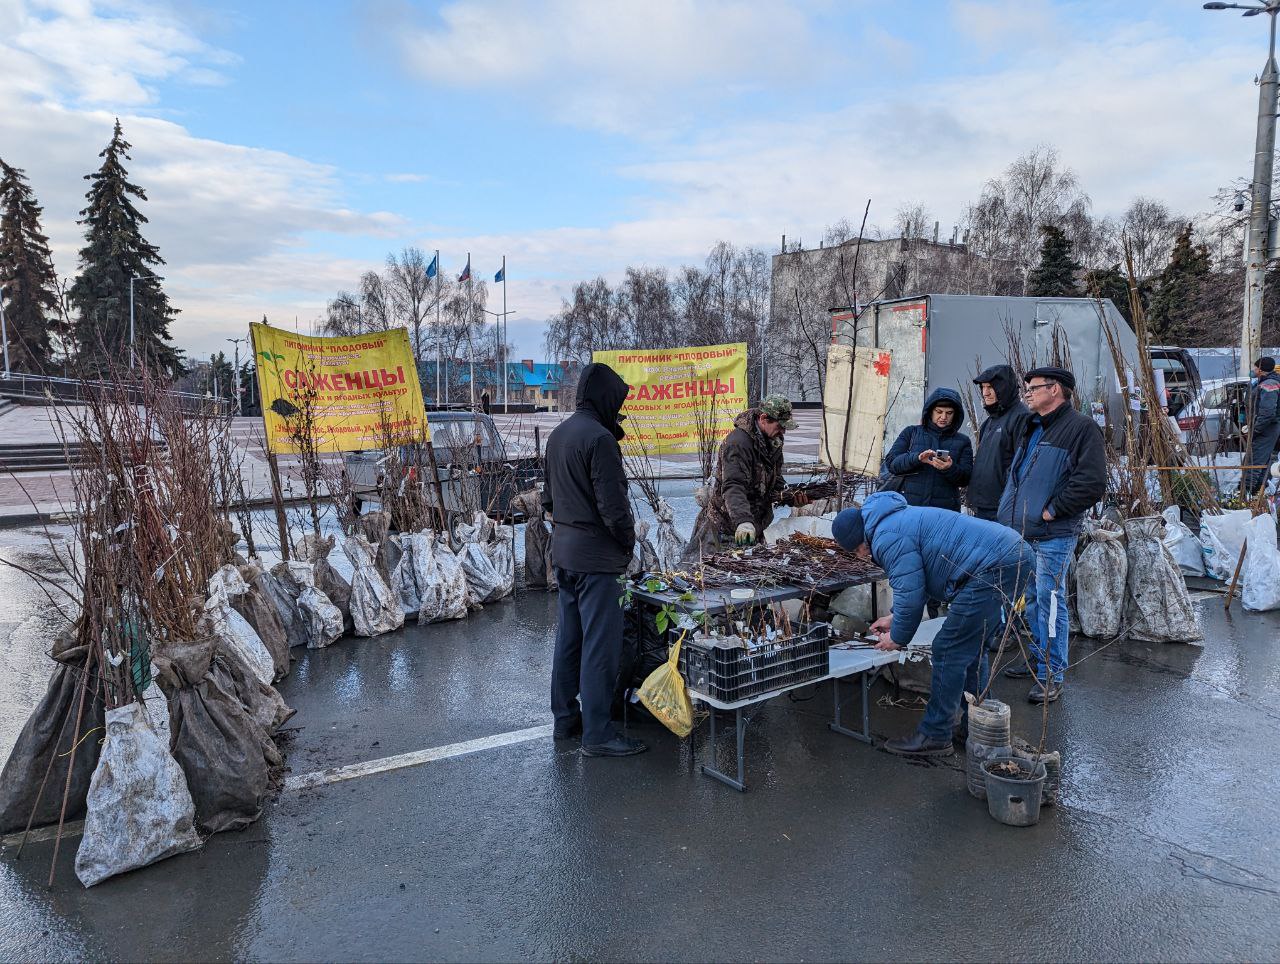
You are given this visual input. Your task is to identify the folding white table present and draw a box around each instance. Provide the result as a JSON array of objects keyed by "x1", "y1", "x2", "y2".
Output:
[{"x1": 689, "y1": 646, "x2": 909, "y2": 791}]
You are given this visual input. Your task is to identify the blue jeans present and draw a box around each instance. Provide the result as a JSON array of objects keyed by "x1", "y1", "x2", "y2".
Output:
[
  {"x1": 918, "y1": 547, "x2": 1036, "y2": 742},
  {"x1": 1026, "y1": 535, "x2": 1075, "y2": 684}
]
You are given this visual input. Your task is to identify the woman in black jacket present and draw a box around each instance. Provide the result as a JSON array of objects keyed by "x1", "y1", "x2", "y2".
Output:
[{"x1": 882, "y1": 387, "x2": 974, "y2": 511}]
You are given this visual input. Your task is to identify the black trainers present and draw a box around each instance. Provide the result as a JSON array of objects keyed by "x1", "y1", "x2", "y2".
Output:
[
  {"x1": 581, "y1": 736, "x2": 649, "y2": 757},
  {"x1": 1028, "y1": 680, "x2": 1063, "y2": 704},
  {"x1": 883, "y1": 732, "x2": 955, "y2": 757},
  {"x1": 553, "y1": 716, "x2": 583, "y2": 740},
  {"x1": 1003, "y1": 660, "x2": 1035, "y2": 679}
]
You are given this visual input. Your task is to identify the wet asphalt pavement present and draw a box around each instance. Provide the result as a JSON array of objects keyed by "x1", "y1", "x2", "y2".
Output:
[{"x1": 1, "y1": 514, "x2": 1280, "y2": 961}]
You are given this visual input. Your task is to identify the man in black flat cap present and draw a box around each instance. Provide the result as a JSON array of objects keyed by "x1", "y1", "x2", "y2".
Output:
[{"x1": 997, "y1": 366, "x2": 1106, "y2": 705}]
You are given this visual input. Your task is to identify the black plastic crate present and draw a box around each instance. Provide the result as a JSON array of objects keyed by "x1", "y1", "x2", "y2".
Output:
[{"x1": 679, "y1": 623, "x2": 831, "y2": 703}]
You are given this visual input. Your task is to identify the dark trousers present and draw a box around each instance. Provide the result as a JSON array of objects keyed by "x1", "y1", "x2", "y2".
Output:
[
  {"x1": 552, "y1": 567, "x2": 624, "y2": 745},
  {"x1": 918, "y1": 546, "x2": 1036, "y2": 742},
  {"x1": 971, "y1": 507, "x2": 999, "y2": 523},
  {"x1": 1243, "y1": 424, "x2": 1280, "y2": 496}
]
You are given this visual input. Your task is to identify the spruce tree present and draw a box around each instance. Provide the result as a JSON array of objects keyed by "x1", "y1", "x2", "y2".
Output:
[
  {"x1": 1085, "y1": 264, "x2": 1140, "y2": 327},
  {"x1": 1026, "y1": 225, "x2": 1081, "y2": 297},
  {"x1": 0, "y1": 160, "x2": 60, "y2": 372},
  {"x1": 1147, "y1": 223, "x2": 1212, "y2": 342},
  {"x1": 69, "y1": 120, "x2": 180, "y2": 375}
]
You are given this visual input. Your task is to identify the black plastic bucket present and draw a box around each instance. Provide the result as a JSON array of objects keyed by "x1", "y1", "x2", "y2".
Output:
[{"x1": 983, "y1": 758, "x2": 1046, "y2": 827}]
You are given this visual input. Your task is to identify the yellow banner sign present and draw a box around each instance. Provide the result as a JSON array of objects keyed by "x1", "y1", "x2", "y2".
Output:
[
  {"x1": 250, "y1": 323, "x2": 428, "y2": 454},
  {"x1": 592, "y1": 343, "x2": 748, "y2": 455}
]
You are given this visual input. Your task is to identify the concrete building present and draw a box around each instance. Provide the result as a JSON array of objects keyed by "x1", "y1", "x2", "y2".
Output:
[{"x1": 767, "y1": 234, "x2": 1014, "y2": 400}]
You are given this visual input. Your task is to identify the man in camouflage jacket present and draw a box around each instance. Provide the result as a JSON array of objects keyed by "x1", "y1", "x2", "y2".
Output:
[{"x1": 682, "y1": 395, "x2": 805, "y2": 563}]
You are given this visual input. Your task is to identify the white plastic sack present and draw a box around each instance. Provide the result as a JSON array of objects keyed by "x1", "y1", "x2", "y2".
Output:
[
  {"x1": 626, "y1": 519, "x2": 659, "y2": 577},
  {"x1": 654, "y1": 498, "x2": 687, "y2": 572},
  {"x1": 392, "y1": 537, "x2": 422, "y2": 616},
  {"x1": 1123, "y1": 516, "x2": 1202, "y2": 643},
  {"x1": 263, "y1": 563, "x2": 310, "y2": 650},
  {"x1": 1200, "y1": 509, "x2": 1252, "y2": 581},
  {"x1": 459, "y1": 543, "x2": 504, "y2": 605},
  {"x1": 209, "y1": 564, "x2": 248, "y2": 600},
  {"x1": 285, "y1": 561, "x2": 344, "y2": 648},
  {"x1": 141, "y1": 678, "x2": 170, "y2": 741},
  {"x1": 417, "y1": 534, "x2": 469, "y2": 623},
  {"x1": 204, "y1": 571, "x2": 274, "y2": 686},
  {"x1": 1076, "y1": 523, "x2": 1127, "y2": 639},
  {"x1": 342, "y1": 534, "x2": 405, "y2": 636},
  {"x1": 75, "y1": 703, "x2": 201, "y2": 887},
  {"x1": 1241, "y1": 513, "x2": 1280, "y2": 612},
  {"x1": 486, "y1": 523, "x2": 515, "y2": 599},
  {"x1": 764, "y1": 514, "x2": 835, "y2": 544},
  {"x1": 1161, "y1": 506, "x2": 1206, "y2": 577},
  {"x1": 792, "y1": 496, "x2": 838, "y2": 518}
]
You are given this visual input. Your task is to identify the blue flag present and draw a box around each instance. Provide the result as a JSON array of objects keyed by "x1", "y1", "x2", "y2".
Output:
[
  {"x1": 494, "y1": 266, "x2": 504, "y2": 283},
  {"x1": 458, "y1": 256, "x2": 471, "y2": 283},
  {"x1": 426, "y1": 254, "x2": 438, "y2": 279}
]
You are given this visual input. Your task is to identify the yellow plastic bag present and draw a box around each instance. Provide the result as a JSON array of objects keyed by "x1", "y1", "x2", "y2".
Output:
[{"x1": 637, "y1": 631, "x2": 694, "y2": 738}]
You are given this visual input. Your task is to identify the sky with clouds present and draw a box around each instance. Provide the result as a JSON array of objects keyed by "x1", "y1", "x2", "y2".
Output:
[{"x1": 0, "y1": 0, "x2": 1269, "y2": 362}]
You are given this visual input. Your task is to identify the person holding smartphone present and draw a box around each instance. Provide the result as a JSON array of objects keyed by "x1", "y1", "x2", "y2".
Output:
[{"x1": 881, "y1": 388, "x2": 973, "y2": 512}]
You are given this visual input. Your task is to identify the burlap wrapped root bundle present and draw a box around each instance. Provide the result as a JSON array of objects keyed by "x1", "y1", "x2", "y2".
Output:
[
  {"x1": 394, "y1": 531, "x2": 469, "y2": 621},
  {"x1": 154, "y1": 634, "x2": 289, "y2": 836},
  {"x1": 512, "y1": 490, "x2": 556, "y2": 590},
  {"x1": 293, "y1": 533, "x2": 353, "y2": 630},
  {"x1": 0, "y1": 650, "x2": 106, "y2": 835},
  {"x1": 456, "y1": 512, "x2": 515, "y2": 605},
  {"x1": 74, "y1": 702, "x2": 201, "y2": 887},
  {"x1": 1122, "y1": 516, "x2": 1202, "y2": 643},
  {"x1": 342, "y1": 533, "x2": 405, "y2": 636},
  {"x1": 233, "y1": 562, "x2": 291, "y2": 679},
  {"x1": 270, "y1": 561, "x2": 344, "y2": 649}
]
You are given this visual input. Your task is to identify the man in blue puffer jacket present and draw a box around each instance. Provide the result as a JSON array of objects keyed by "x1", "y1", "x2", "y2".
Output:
[
  {"x1": 881, "y1": 387, "x2": 974, "y2": 511},
  {"x1": 998, "y1": 367, "x2": 1107, "y2": 705},
  {"x1": 832, "y1": 492, "x2": 1036, "y2": 757}
]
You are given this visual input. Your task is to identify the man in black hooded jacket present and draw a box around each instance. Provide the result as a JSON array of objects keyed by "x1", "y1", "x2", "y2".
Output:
[
  {"x1": 968, "y1": 365, "x2": 1031, "y2": 521},
  {"x1": 541, "y1": 363, "x2": 647, "y2": 757}
]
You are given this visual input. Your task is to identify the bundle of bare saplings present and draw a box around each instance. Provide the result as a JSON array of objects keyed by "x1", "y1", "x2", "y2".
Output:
[{"x1": 0, "y1": 371, "x2": 295, "y2": 888}]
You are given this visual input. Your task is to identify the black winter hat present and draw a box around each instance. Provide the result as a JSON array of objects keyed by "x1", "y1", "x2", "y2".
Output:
[{"x1": 1024, "y1": 366, "x2": 1076, "y2": 392}]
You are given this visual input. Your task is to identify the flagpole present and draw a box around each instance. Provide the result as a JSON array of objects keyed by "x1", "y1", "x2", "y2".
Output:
[
  {"x1": 435, "y1": 248, "x2": 442, "y2": 407},
  {"x1": 467, "y1": 253, "x2": 475, "y2": 411},
  {"x1": 501, "y1": 255, "x2": 508, "y2": 409}
]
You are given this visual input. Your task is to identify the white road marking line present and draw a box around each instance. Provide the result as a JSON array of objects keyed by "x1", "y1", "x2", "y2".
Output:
[
  {"x1": 1, "y1": 726, "x2": 555, "y2": 848},
  {"x1": 283, "y1": 723, "x2": 554, "y2": 792}
]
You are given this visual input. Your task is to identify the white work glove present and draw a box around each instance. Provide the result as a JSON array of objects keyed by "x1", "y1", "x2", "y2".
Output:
[{"x1": 735, "y1": 522, "x2": 757, "y2": 546}]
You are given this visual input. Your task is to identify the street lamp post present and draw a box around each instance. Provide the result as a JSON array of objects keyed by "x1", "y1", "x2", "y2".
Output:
[
  {"x1": 482, "y1": 307, "x2": 516, "y2": 409},
  {"x1": 129, "y1": 273, "x2": 136, "y2": 370},
  {"x1": 227, "y1": 336, "x2": 247, "y2": 415},
  {"x1": 0, "y1": 284, "x2": 10, "y2": 377},
  {"x1": 1206, "y1": 0, "x2": 1280, "y2": 374}
]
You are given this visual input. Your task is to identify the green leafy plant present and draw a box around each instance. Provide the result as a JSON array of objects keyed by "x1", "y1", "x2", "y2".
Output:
[{"x1": 654, "y1": 603, "x2": 680, "y2": 635}]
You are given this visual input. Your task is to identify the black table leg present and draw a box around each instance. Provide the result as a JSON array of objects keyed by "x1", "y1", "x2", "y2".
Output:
[
  {"x1": 701, "y1": 707, "x2": 747, "y2": 792},
  {"x1": 829, "y1": 672, "x2": 873, "y2": 743}
]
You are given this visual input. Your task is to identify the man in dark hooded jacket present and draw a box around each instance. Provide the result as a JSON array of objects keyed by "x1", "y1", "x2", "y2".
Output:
[
  {"x1": 881, "y1": 388, "x2": 973, "y2": 511},
  {"x1": 542, "y1": 363, "x2": 646, "y2": 757},
  {"x1": 968, "y1": 365, "x2": 1030, "y2": 521},
  {"x1": 683, "y1": 394, "x2": 806, "y2": 561}
]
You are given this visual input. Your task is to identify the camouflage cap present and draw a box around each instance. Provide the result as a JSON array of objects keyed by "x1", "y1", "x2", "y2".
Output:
[{"x1": 760, "y1": 394, "x2": 798, "y2": 430}]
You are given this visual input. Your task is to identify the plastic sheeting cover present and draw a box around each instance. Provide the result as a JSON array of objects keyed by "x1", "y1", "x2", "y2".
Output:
[
  {"x1": 342, "y1": 534, "x2": 405, "y2": 636},
  {"x1": 1241, "y1": 513, "x2": 1280, "y2": 612},
  {"x1": 75, "y1": 703, "x2": 201, "y2": 887},
  {"x1": 1123, "y1": 516, "x2": 1203, "y2": 643},
  {"x1": 282, "y1": 561, "x2": 344, "y2": 648},
  {"x1": 204, "y1": 567, "x2": 274, "y2": 685},
  {"x1": 1075, "y1": 522, "x2": 1128, "y2": 639}
]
